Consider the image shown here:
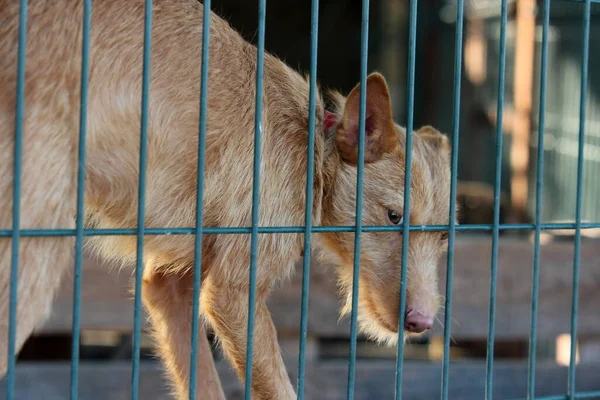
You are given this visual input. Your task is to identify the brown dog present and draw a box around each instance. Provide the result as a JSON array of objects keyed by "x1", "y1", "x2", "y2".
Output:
[{"x1": 0, "y1": 0, "x2": 452, "y2": 398}]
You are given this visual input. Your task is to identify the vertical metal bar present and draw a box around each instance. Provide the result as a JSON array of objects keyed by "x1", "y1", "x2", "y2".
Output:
[
  {"x1": 485, "y1": 0, "x2": 509, "y2": 398},
  {"x1": 440, "y1": 0, "x2": 464, "y2": 398},
  {"x1": 188, "y1": 1, "x2": 211, "y2": 399},
  {"x1": 346, "y1": 0, "x2": 370, "y2": 398},
  {"x1": 244, "y1": 0, "x2": 266, "y2": 397},
  {"x1": 568, "y1": 0, "x2": 591, "y2": 398},
  {"x1": 131, "y1": 1, "x2": 152, "y2": 398},
  {"x1": 6, "y1": 1, "x2": 28, "y2": 399},
  {"x1": 394, "y1": 0, "x2": 417, "y2": 397},
  {"x1": 70, "y1": 1, "x2": 92, "y2": 398},
  {"x1": 296, "y1": 0, "x2": 319, "y2": 397},
  {"x1": 527, "y1": 0, "x2": 550, "y2": 398}
]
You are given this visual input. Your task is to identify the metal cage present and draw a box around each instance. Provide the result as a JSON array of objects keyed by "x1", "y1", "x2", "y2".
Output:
[{"x1": 2, "y1": 0, "x2": 599, "y2": 399}]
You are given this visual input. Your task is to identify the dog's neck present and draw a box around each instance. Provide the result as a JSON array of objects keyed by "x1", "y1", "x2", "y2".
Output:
[{"x1": 319, "y1": 111, "x2": 343, "y2": 228}]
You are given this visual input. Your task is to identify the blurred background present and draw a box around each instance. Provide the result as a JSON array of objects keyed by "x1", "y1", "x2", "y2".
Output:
[{"x1": 2, "y1": 0, "x2": 599, "y2": 399}]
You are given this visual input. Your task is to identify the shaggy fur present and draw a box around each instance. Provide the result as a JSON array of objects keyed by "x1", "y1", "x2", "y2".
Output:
[{"x1": 0, "y1": 1, "x2": 453, "y2": 399}]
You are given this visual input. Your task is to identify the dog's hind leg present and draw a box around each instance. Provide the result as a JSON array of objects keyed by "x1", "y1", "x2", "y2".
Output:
[{"x1": 0, "y1": 101, "x2": 77, "y2": 377}]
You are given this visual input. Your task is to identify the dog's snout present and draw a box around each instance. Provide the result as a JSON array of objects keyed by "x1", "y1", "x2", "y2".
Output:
[{"x1": 404, "y1": 309, "x2": 433, "y2": 334}]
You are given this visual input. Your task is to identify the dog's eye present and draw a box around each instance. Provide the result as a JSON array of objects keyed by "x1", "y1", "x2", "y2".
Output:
[
  {"x1": 387, "y1": 209, "x2": 403, "y2": 225},
  {"x1": 440, "y1": 232, "x2": 449, "y2": 241}
]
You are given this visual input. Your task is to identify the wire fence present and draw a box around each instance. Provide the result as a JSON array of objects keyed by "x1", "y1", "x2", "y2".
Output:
[{"x1": 3, "y1": 0, "x2": 599, "y2": 399}]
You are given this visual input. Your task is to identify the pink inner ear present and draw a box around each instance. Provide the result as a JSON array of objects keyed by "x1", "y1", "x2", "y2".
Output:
[
  {"x1": 348, "y1": 110, "x2": 375, "y2": 138},
  {"x1": 364, "y1": 113, "x2": 375, "y2": 136}
]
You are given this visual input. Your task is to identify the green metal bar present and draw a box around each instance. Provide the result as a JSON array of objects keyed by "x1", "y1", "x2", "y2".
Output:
[
  {"x1": 568, "y1": 0, "x2": 591, "y2": 398},
  {"x1": 441, "y1": 0, "x2": 464, "y2": 398},
  {"x1": 70, "y1": 1, "x2": 92, "y2": 398},
  {"x1": 296, "y1": 0, "x2": 319, "y2": 397},
  {"x1": 2, "y1": 222, "x2": 600, "y2": 238},
  {"x1": 244, "y1": 0, "x2": 266, "y2": 397},
  {"x1": 188, "y1": 1, "x2": 211, "y2": 398},
  {"x1": 574, "y1": 391, "x2": 600, "y2": 399},
  {"x1": 527, "y1": 0, "x2": 551, "y2": 398},
  {"x1": 347, "y1": 0, "x2": 370, "y2": 397},
  {"x1": 395, "y1": 0, "x2": 417, "y2": 397},
  {"x1": 6, "y1": 1, "x2": 27, "y2": 399},
  {"x1": 130, "y1": 1, "x2": 152, "y2": 398},
  {"x1": 485, "y1": 0, "x2": 509, "y2": 398},
  {"x1": 510, "y1": 391, "x2": 600, "y2": 400}
]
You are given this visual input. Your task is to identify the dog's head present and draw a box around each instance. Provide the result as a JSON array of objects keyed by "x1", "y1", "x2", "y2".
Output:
[{"x1": 321, "y1": 72, "x2": 453, "y2": 345}]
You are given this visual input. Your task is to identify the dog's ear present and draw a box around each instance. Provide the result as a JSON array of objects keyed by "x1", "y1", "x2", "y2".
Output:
[
  {"x1": 336, "y1": 73, "x2": 398, "y2": 165},
  {"x1": 415, "y1": 125, "x2": 451, "y2": 153}
]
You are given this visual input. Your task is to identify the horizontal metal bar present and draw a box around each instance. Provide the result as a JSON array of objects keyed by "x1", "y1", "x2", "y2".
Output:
[
  {"x1": 510, "y1": 391, "x2": 600, "y2": 400},
  {"x1": 574, "y1": 391, "x2": 600, "y2": 399},
  {"x1": 1, "y1": 223, "x2": 599, "y2": 237}
]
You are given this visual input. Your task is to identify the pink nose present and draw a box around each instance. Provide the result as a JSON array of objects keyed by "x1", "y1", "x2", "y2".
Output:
[{"x1": 405, "y1": 309, "x2": 433, "y2": 333}]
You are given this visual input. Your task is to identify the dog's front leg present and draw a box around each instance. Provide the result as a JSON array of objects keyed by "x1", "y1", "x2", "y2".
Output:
[
  {"x1": 202, "y1": 278, "x2": 296, "y2": 400},
  {"x1": 142, "y1": 266, "x2": 225, "y2": 400}
]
